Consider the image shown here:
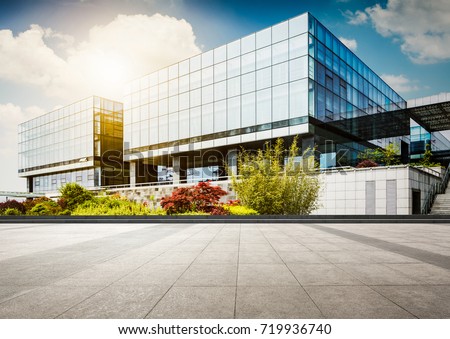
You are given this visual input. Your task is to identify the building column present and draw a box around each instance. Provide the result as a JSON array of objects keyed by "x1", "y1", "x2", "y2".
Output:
[
  {"x1": 130, "y1": 161, "x2": 136, "y2": 187},
  {"x1": 227, "y1": 149, "x2": 238, "y2": 177},
  {"x1": 172, "y1": 155, "x2": 188, "y2": 184}
]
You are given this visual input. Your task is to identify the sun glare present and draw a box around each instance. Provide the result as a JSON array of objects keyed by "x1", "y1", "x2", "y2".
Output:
[{"x1": 87, "y1": 51, "x2": 131, "y2": 99}]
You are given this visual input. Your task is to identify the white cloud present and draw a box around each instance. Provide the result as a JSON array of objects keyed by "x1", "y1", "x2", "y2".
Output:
[
  {"x1": 339, "y1": 37, "x2": 357, "y2": 51},
  {"x1": 344, "y1": 0, "x2": 450, "y2": 64},
  {"x1": 381, "y1": 74, "x2": 420, "y2": 94},
  {"x1": 0, "y1": 103, "x2": 45, "y2": 192},
  {"x1": 0, "y1": 14, "x2": 201, "y2": 101},
  {"x1": 343, "y1": 10, "x2": 368, "y2": 25}
]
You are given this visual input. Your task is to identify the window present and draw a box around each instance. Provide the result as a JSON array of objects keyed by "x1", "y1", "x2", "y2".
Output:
[
  {"x1": 289, "y1": 56, "x2": 308, "y2": 81},
  {"x1": 190, "y1": 89, "x2": 201, "y2": 107},
  {"x1": 179, "y1": 110, "x2": 189, "y2": 139},
  {"x1": 179, "y1": 59, "x2": 189, "y2": 76},
  {"x1": 227, "y1": 57, "x2": 240, "y2": 78},
  {"x1": 190, "y1": 107, "x2": 202, "y2": 137},
  {"x1": 202, "y1": 103, "x2": 214, "y2": 135},
  {"x1": 256, "y1": 88, "x2": 271, "y2": 124},
  {"x1": 256, "y1": 46, "x2": 271, "y2": 69},
  {"x1": 289, "y1": 34, "x2": 308, "y2": 59},
  {"x1": 214, "y1": 62, "x2": 226, "y2": 82},
  {"x1": 227, "y1": 40, "x2": 240, "y2": 59},
  {"x1": 190, "y1": 55, "x2": 201, "y2": 72},
  {"x1": 272, "y1": 21, "x2": 288, "y2": 43},
  {"x1": 241, "y1": 92, "x2": 256, "y2": 127},
  {"x1": 289, "y1": 14, "x2": 308, "y2": 37},
  {"x1": 190, "y1": 71, "x2": 201, "y2": 89},
  {"x1": 168, "y1": 64, "x2": 178, "y2": 80},
  {"x1": 256, "y1": 27, "x2": 271, "y2": 49},
  {"x1": 227, "y1": 77, "x2": 241, "y2": 97},
  {"x1": 202, "y1": 85, "x2": 214, "y2": 105},
  {"x1": 227, "y1": 97, "x2": 240, "y2": 130},
  {"x1": 272, "y1": 62, "x2": 289, "y2": 86},
  {"x1": 241, "y1": 34, "x2": 255, "y2": 54},
  {"x1": 241, "y1": 72, "x2": 255, "y2": 94},
  {"x1": 214, "y1": 100, "x2": 227, "y2": 132},
  {"x1": 256, "y1": 67, "x2": 271, "y2": 90},
  {"x1": 202, "y1": 50, "x2": 214, "y2": 68},
  {"x1": 290, "y1": 79, "x2": 308, "y2": 118},
  {"x1": 202, "y1": 66, "x2": 214, "y2": 86},
  {"x1": 272, "y1": 84, "x2": 289, "y2": 121},
  {"x1": 214, "y1": 81, "x2": 227, "y2": 101},
  {"x1": 272, "y1": 40, "x2": 288, "y2": 64},
  {"x1": 241, "y1": 52, "x2": 256, "y2": 74},
  {"x1": 214, "y1": 45, "x2": 226, "y2": 64}
]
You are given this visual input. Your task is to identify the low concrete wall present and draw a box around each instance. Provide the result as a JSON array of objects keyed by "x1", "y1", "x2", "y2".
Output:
[
  {"x1": 108, "y1": 181, "x2": 236, "y2": 209},
  {"x1": 106, "y1": 165, "x2": 442, "y2": 215},
  {"x1": 312, "y1": 165, "x2": 442, "y2": 215}
]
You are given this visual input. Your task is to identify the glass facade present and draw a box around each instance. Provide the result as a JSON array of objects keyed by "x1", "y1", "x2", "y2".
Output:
[
  {"x1": 123, "y1": 12, "x2": 411, "y2": 170},
  {"x1": 124, "y1": 13, "x2": 311, "y2": 156},
  {"x1": 18, "y1": 96, "x2": 126, "y2": 192}
]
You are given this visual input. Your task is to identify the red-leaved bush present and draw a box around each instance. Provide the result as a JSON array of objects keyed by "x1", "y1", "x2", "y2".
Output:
[
  {"x1": 356, "y1": 159, "x2": 379, "y2": 168},
  {"x1": 160, "y1": 181, "x2": 228, "y2": 215},
  {"x1": 0, "y1": 200, "x2": 25, "y2": 214}
]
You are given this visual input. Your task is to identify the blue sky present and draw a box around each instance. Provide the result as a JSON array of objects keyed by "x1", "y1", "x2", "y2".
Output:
[{"x1": 1, "y1": 0, "x2": 449, "y2": 191}]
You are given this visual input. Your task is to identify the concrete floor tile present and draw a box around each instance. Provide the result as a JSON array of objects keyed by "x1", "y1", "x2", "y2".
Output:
[
  {"x1": 147, "y1": 287, "x2": 235, "y2": 319},
  {"x1": 114, "y1": 264, "x2": 188, "y2": 286},
  {"x1": 337, "y1": 263, "x2": 423, "y2": 285},
  {"x1": 58, "y1": 285, "x2": 170, "y2": 319},
  {"x1": 302, "y1": 243, "x2": 343, "y2": 252},
  {"x1": 0, "y1": 286, "x2": 101, "y2": 319},
  {"x1": 305, "y1": 286, "x2": 415, "y2": 319},
  {"x1": 194, "y1": 251, "x2": 238, "y2": 265},
  {"x1": 239, "y1": 243, "x2": 274, "y2": 252},
  {"x1": 237, "y1": 264, "x2": 299, "y2": 286},
  {"x1": 386, "y1": 263, "x2": 450, "y2": 284},
  {"x1": 372, "y1": 285, "x2": 450, "y2": 318},
  {"x1": 236, "y1": 286, "x2": 323, "y2": 318},
  {"x1": 317, "y1": 251, "x2": 374, "y2": 264},
  {"x1": 288, "y1": 263, "x2": 363, "y2": 286},
  {"x1": 175, "y1": 264, "x2": 237, "y2": 287},
  {"x1": 277, "y1": 251, "x2": 329, "y2": 264},
  {"x1": 150, "y1": 251, "x2": 200, "y2": 265},
  {"x1": 204, "y1": 243, "x2": 239, "y2": 252},
  {"x1": 359, "y1": 251, "x2": 420, "y2": 264},
  {"x1": 269, "y1": 243, "x2": 311, "y2": 252},
  {"x1": 239, "y1": 251, "x2": 283, "y2": 264}
]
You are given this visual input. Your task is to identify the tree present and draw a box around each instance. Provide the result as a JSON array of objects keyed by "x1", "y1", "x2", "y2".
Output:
[
  {"x1": 378, "y1": 143, "x2": 400, "y2": 166},
  {"x1": 357, "y1": 143, "x2": 400, "y2": 167},
  {"x1": 59, "y1": 183, "x2": 94, "y2": 211},
  {"x1": 160, "y1": 181, "x2": 228, "y2": 215},
  {"x1": 231, "y1": 137, "x2": 320, "y2": 215},
  {"x1": 416, "y1": 144, "x2": 440, "y2": 168}
]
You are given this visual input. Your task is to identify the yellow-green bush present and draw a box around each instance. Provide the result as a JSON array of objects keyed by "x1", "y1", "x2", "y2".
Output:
[
  {"x1": 223, "y1": 205, "x2": 259, "y2": 215},
  {"x1": 71, "y1": 196, "x2": 164, "y2": 216}
]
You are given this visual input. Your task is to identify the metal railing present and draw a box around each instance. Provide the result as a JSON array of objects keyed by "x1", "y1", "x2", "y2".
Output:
[{"x1": 422, "y1": 163, "x2": 450, "y2": 214}]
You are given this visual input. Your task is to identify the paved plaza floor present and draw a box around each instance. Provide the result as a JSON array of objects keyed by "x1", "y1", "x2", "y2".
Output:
[{"x1": 0, "y1": 222, "x2": 450, "y2": 319}]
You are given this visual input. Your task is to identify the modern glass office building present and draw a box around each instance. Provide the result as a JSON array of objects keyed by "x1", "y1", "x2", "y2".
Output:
[
  {"x1": 18, "y1": 96, "x2": 127, "y2": 192},
  {"x1": 18, "y1": 12, "x2": 450, "y2": 193},
  {"x1": 123, "y1": 12, "x2": 409, "y2": 184}
]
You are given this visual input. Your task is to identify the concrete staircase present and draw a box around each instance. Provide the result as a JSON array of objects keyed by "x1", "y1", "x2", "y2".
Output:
[{"x1": 430, "y1": 189, "x2": 450, "y2": 215}]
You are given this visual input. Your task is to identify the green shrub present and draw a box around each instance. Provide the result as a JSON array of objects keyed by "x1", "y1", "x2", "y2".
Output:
[
  {"x1": 23, "y1": 197, "x2": 52, "y2": 213},
  {"x1": 59, "y1": 183, "x2": 94, "y2": 211},
  {"x1": 3, "y1": 208, "x2": 21, "y2": 216},
  {"x1": 72, "y1": 196, "x2": 152, "y2": 216},
  {"x1": 231, "y1": 137, "x2": 320, "y2": 215},
  {"x1": 224, "y1": 205, "x2": 259, "y2": 215},
  {"x1": 29, "y1": 201, "x2": 62, "y2": 216}
]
